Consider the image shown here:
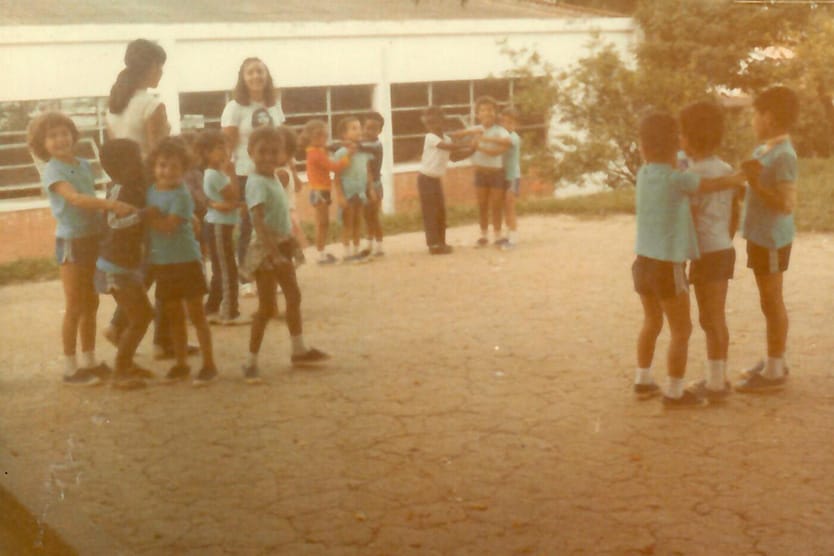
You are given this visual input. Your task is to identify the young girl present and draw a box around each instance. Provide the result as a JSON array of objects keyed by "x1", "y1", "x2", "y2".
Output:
[
  {"x1": 197, "y1": 130, "x2": 243, "y2": 325},
  {"x1": 242, "y1": 127, "x2": 328, "y2": 383},
  {"x1": 360, "y1": 112, "x2": 385, "y2": 257},
  {"x1": 300, "y1": 119, "x2": 353, "y2": 264},
  {"x1": 333, "y1": 116, "x2": 375, "y2": 262},
  {"x1": 275, "y1": 125, "x2": 308, "y2": 266},
  {"x1": 29, "y1": 112, "x2": 135, "y2": 385},
  {"x1": 145, "y1": 137, "x2": 218, "y2": 386},
  {"x1": 96, "y1": 139, "x2": 157, "y2": 389}
]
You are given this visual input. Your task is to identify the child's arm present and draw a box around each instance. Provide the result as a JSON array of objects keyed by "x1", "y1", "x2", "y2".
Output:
[
  {"x1": 695, "y1": 172, "x2": 747, "y2": 195},
  {"x1": 209, "y1": 200, "x2": 238, "y2": 212},
  {"x1": 144, "y1": 104, "x2": 171, "y2": 154},
  {"x1": 250, "y1": 204, "x2": 281, "y2": 260},
  {"x1": 52, "y1": 181, "x2": 135, "y2": 216},
  {"x1": 146, "y1": 210, "x2": 185, "y2": 234},
  {"x1": 289, "y1": 159, "x2": 304, "y2": 193},
  {"x1": 729, "y1": 186, "x2": 744, "y2": 238},
  {"x1": 742, "y1": 159, "x2": 795, "y2": 214},
  {"x1": 475, "y1": 140, "x2": 510, "y2": 157},
  {"x1": 275, "y1": 168, "x2": 290, "y2": 189},
  {"x1": 477, "y1": 135, "x2": 513, "y2": 148},
  {"x1": 366, "y1": 159, "x2": 377, "y2": 202}
]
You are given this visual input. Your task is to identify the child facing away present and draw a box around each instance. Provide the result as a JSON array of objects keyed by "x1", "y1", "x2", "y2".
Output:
[
  {"x1": 417, "y1": 106, "x2": 472, "y2": 255},
  {"x1": 241, "y1": 126, "x2": 328, "y2": 383},
  {"x1": 275, "y1": 125, "x2": 308, "y2": 266},
  {"x1": 196, "y1": 129, "x2": 244, "y2": 325},
  {"x1": 735, "y1": 86, "x2": 800, "y2": 393},
  {"x1": 632, "y1": 112, "x2": 744, "y2": 408},
  {"x1": 359, "y1": 112, "x2": 385, "y2": 257},
  {"x1": 144, "y1": 137, "x2": 218, "y2": 386},
  {"x1": 678, "y1": 101, "x2": 742, "y2": 401},
  {"x1": 500, "y1": 107, "x2": 522, "y2": 249},
  {"x1": 95, "y1": 139, "x2": 158, "y2": 389},
  {"x1": 300, "y1": 119, "x2": 353, "y2": 265},
  {"x1": 28, "y1": 112, "x2": 135, "y2": 386},
  {"x1": 333, "y1": 116, "x2": 376, "y2": 263}
]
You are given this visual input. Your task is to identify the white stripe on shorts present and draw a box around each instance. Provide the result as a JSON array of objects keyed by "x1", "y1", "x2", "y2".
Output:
[{"x1": 768, "y1": 247, "x2": 779, "y2": 275}]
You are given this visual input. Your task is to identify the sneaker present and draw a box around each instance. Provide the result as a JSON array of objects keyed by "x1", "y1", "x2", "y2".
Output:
[
  {"x1": 62, "y1": 368, "x2": 101, "y2": 386},
  {"x1": 240, "y1": 282, "x2": 256, "y2": 298},
  {"x1": 494, "y1": 237, "x2": 509, "y2": 248},
  {"x1": 192, "y1": 367, "x2": 218, "y2": 387},
  {"x1": 206, "y1": 312, "x2": 221, "y2": 324},
  {"x1": 500, "y1": 239, "x2": 516, "y2": 251},
  {"x1": 690, "y1": 379, "x2": 732, "y2": 402},
  {"x1": 153, "y1": 344, "x2": 200, "y2": 361},
  {"x1": 739, "y1": 359, "x2": 790, "y2": 380},
  {"x1": 87, "y1": 362, "x2": 113, "y2": 381},
  {"x1": 475, "y1": 237, "x2": 489, "y2": 248},
  {"x1": 735, "y1": 372, "x2": 787, "y2": 394},
  {"x1": 317, "y1": 253, "x2": 338, "y2": 265},
  {"x1": 163, "y1": 364, "x2": 190, "y2": 383},
  {"x1": 662, "y1": 388, "x2": 708, "y2": 409},
  {"x1": 358, "y1": 247, "x2": 372, "y2": 258},
  {"x1": 103, "y1": 325, "x2": 121, "y2": 348},
  {"x1": 342, "y1": 254, "x2": 358, "y2": 264},
  {"x1": 129, "y1": 364, "x2": 156, "y2": 381},
  {"x1": 242, "y1": 364, "x2": 262, "y2": 384},
  {"x1": 633, "y1": 382, "x2": 660, "y2": 400},
  {"x1": 373, "y1": 249, "x2": 385, "y2": 257},
  {"x1": 111, "y1": 371, "x2": 146, "y2": 390},
  {"x1": 291, "y1": 347, "x2": 330, "y2": 366}
]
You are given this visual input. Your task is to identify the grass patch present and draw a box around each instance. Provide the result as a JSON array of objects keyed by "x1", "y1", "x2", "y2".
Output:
[
  {"x1": 0, "y1": 257, "x2": 57, "y2": 286},
  {"x1": 796, "y1": 158, "x2": 834, "y2": 233}
]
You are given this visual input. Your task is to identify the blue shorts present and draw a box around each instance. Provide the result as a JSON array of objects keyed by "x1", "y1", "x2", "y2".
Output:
[
  {"x1": 55, "y1": 235, "x2": 99, "y2": 267},
  {"x1": 507, "y1": 178, "x2": 520, "y2": 196},
  {"x1": 309, "y1": 190, "x2": 332, "y2": 207}
]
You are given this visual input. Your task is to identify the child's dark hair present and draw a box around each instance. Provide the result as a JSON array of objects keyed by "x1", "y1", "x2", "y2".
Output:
[
  {"x1": 233, "y1": 57, "x2": 277, "y2": 107},
  {"x1": 639, "y1": 112, "x2": 679, "y2": 162},
  {"x1": 276, "y1": 125, "x2": 298, "y2": 159},
  {"x1": 364, "y1": 111, "x2": 385, "y2": 129},
  {"x1": 194, "y1": 129, "x2": 226, "y2": 167},
  {"x1": 248, "y1": 126, "x2": 282, "y2": 153},
  {"x1": 423, "y1": 105, "x2": 445, "y2": 121},
  {"x1": 100, "y1": 139, "x2": 145, "y2": 187},
  {"x1": 502, "y1": 106, "x2": 521, "y2": 120},
  {"x1": 475, "y1": 96, "x2": 498, "y2": 111},
  {"x1": 753, "y1": 86, "x2": 800, "y2": 131},
  {"x1": 299, "y1": 119, "x2": 327, "y2": 150},
  {"x1": 27, "y1": 112, "x2": 80, "y2": 161},
  {"x1": 147, "y1": 136, "x2": 191, "y2": 173},
  {"x1": 337, "y1": 116, "x2": 360, "y2": 138},
  {"x1": 109, "y1": 39, "x2": 167, "y2": 114},
  {"x1": 679, "y1": 101, "x2": 724, "y2": 155}
]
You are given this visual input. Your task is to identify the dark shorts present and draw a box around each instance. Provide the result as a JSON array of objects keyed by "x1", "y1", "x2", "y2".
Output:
[
  {"x1": 475, "y1": 169, "x2": 507, "y2": 189},
  {"x1": 55, "y1": 235, "x2": 99, "y2": 267},
  {"x1": 689, "y1": 247, "x2": 735, "y2": 285},
  {"x1": 309, "y1": 189, "x2": 332, "y2": 207},
  {"x1": 632, "y1": 256, "x2": 688, "y2": 299},
  {"x1": 345, "y1": 194, "x2": 366, "y2": 206},
  {"x1": 94, "y1": 267, "x2": 144, "y2": 294},
  {"x1": 151, "y1": 261, "x2": 208, "y2": 302},
  {"x1": 747, "y1": 241, "x2": 791, "y2": 276}
]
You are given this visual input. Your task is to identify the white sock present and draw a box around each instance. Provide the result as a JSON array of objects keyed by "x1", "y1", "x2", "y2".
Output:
[
  {"x1": 64, "y1": 354, "x2": 78, "y2": 375},
  {"x1": 764, "y1": 356, "x2": 784, "y2": 379},
  {"x1": 634, "y1": 367, "x2": 653, "y2": 385},
  {"x1": 374, "y1": 239, "x2": 383, "y2": 252},
  {"x1": 247, "y1": 352, "x2": 258, "y2": 368},
  {"x1": 291, "y1": 335, "x2": 307, "y2": 355},
  {"x1": 706, "y1": 360, "x2": 726, "y2": 390},
  {"x1": 666, "y1": 377, "x2": 685, "y2": 399},
  {"x1": 80, "y1": 351, "x2": 96, "y2": 369}
]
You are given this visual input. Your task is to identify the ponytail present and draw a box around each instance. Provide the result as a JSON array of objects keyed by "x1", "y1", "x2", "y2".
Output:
[{"x1": 108, "y1": 39, "x2": 167, "y2": 115}]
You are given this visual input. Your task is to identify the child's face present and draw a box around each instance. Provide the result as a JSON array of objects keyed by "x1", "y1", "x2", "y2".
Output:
[
  {"x1": 250, "y1": 138, "x2": 280, "y2": 176},
  {"x1": 207, "y1": 143, "x2": 229, "y2": 168},
  {"x1": 477, "y1": 103, "x2": 497, "y2": 127},
  {"x1": 363, "y1": 119, "x2": 382, "y2": 141},
  {"x1": 243, "y1": 60, "x2": 268, "y2": 96},
  {"x1": 154, "y1": 155, "x2": 185, "y2": 189},
  {"x1": 342, "y1": 120, "x2": 362, "y2": 142},
  {"x1": 311, "y1": 128, "x2": 329, "y2": 147},
  {"x1": 146, "y1": 62, "x2": 164, "y2": 89},
  {"x1": 424, "y1": 114, "x2": 443, "y2": 133},
  {"x1": 752, "y1": 109, "x2": 773, "y2": 141},
  {"x1": 43, "y1": 125, "x2": 75, "y2": 161},
  {"x1": 501, "y1": 114, "x2": 517, "y2": 132}
]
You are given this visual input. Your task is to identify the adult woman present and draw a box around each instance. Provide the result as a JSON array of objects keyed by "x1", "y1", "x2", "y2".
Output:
[{"x1": 220, "y1": 57, "x2": 285, "y2": 289}]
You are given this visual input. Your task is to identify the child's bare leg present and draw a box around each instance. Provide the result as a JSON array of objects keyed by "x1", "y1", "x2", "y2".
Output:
[
  {"x1": 59, "y1": 264, "x2": 83, "y2": 357},
  {"x1": 111, "y1": 286, "x2": 153, "y2": 372},
  {"x1": 77, "y1": 265, "x2": 99, "y2": 354},
  {"x1": 353, "y1": 204, "x2": 363, "y2": 247},
  {"x1": 489, "y1": 187, "x2": 505, "y2": 237},
  {"x1": 249, "y1": 270, "x2": 277, "y2": 355},
  {"x1": 637, "y1": 294, "x2": 664, "y2": 369},
  {"x1": 291, "y1": 214, "x2": 308, "y2": 248},
  {"x1": 505, "y1": 192, "x2": 518, "y2": 232},
  {"x1": 755, "y1": 272, "x2": 788, "y2": 357},
  {"x1": 475, "y1": 186, "x2": 490, "y2": 236},
  {"x1": 315, "y1": 204, "x2": 329, "y2": 252},
  {"x1": 365, "y1": 199, "x2": 382, "y2": 241},
  {"x1": 342, "y1": 205, "x2": 355, "y2": 248},
  {"x1": 185, "y1": 297, "x2": 214, "y2": 370},
  {"x1": 659, "y1": 292, "x2": 693, "y2": 379},
  {"x1": 694, "y1": 281, "x2": 730, "y2": 360},
  {"x1": 165, "y1": 300, "x2": 188, "y2": 367}
]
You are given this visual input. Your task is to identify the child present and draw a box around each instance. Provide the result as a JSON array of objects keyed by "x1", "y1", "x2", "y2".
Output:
[
  {"x1": 28, "y1": 112, "x2": 135, "y2": 385},
  {"x1": 333, "y1": 116, "x2": 375, "y2": 263},
  {"x1": 241, "y1": 127, "x2": 328, "y2": 383},
  {"x1": 417, "y1": 106, "x2": 471, "y2": 254},
  {"x1": 145, "y1": 137, "x2": 218, "y2": 386},
  {"x1": 632, "y1": 112, "x2": 744, "y2": 407},
  {"x1": 300, "y1": 120, "x2": 353, "y2": 264},
  {"x1": 735, "y1": 86, "x2": 800, "y2": 393},
  {"x1": 275, "y1": 125, "x2": 308, "y2": 266},
  {"x1": 678, "y1": 101, "x2": 740, "y2": 401},
  {"x1": 499, "y1": 107, "x2": 522, "y2": 249},
  {"x1": 360, "y1": 112, "x2": 385, "y2": 257},
  {"x1": 197, "y1": 130, "x2": 244, "y2": 325},
  {"x1": 95, "y1": 139, "x2": 157, "y2": 389}
]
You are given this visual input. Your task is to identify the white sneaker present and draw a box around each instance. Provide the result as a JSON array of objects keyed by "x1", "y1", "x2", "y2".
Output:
[{"x1": 240, "y1": 283, "x2": 256, "y2": 298}]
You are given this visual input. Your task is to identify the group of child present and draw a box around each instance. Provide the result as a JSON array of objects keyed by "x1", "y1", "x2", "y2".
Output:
[
  {"x1": 31, "y1": 113, "x2": 328, "y2": 389},
  {"x1": 632, "y1": 86, "x2": 799, "y2": 407}
]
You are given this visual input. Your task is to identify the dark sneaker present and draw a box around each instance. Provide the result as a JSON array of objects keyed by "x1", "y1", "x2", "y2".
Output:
[
  {"x1": 358, "y1": 247, "x2": 372, "y2": 258},
  {"x1": 739, "y1": 359, "x2": 790, "y2": 380},
  {"x1": 164, "y1": 364, "x2": 190, "y2": 383},
  {"x1": 111, "y1": 371, "x2": 146, "y2": 390},
  {"x1": 429, "y1": 244, "x2": 454, "y2": 255},
  {"x1": 242, "y1": 364, "x2": 262, "y2": 384},
  {"x1": 633, "y1": 382, "x2": 660, "y2": 400},
  {"x1": 500, "y1": 239, "x2": 516, "y2": 251},
  {"x1": 342, "y1": 254, "x2": 359, "y2": 264},
  {"x1": 154, "y1": 344, "x2": 200, "y2": 361},
  {"x1": 291, "y1": 347, "x2": 330, "y2": 366},
  {"x1": 129, "y1": 364, "x2": 156, "y2": 380},
  {"x1": 317, "y1": 253, "x2": 338, "y2": 265},
  {"x1": 62, "y1": 368, "x2": 101, "y2": 386},
  {"x1": 690, "y1": 379, "x2": 732, "y2": 402},
  {"x1": 735, "y1": 372, "x2": 786, "y2": 394},
  {"x1": 87, "y1": 363, "x2": 113, "y2": 381},
  {"x1": 494, "y1": 237, "x2": 509, "y2": 248},
  {"x1": 662, "y1": 389, "x2": 708, "y2": 409},
  {"x1": 373, "y1": 249, "x2": 385, "y2": 257},
  {"x1": 475, "y1": 237, "x2": 489, "y2": 248},
  {"x1": 193, "y1": 367, "x2": 218, "y2": 387}
]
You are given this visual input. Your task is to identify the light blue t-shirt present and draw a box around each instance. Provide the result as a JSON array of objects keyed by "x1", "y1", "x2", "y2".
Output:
[
  {"x1": 742, "y1": 139, "x2": 797, "y2": 249},
  {"x1": 686, "y1": 156, "x2": 735, "y2": 254},
  {"x1": 503, "y1": 131, "x2": 521, "y2": 180},
  {"x1": 203, "y1": 168, "x2": 239, "y2": 226},
  {"x1": 146, "y1": 184, "x2": 201, "y2": 265},
  {"x1": 471, "y1": 124, "x2": 510, "y2": 168},
  {"x1": 96, "y1": 258, "x2": 131, "y2": 275},
  {"x1": 246, "y1": 173, "x2": 291, "y2": 236},
  {"x1": 334, "y1": 146, "x2": 371, "y2": 200},
  {"x1": 635, "y1": 163, "x2": 701, "y2": 263},
  {"x1": 41, "y1": 157, "x2": 100, "y2": 238}
]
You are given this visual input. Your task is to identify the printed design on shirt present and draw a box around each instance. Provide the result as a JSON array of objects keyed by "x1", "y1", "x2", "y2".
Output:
[{"x1": 251, "y1": 108, "x2": 274, "y2": 129}]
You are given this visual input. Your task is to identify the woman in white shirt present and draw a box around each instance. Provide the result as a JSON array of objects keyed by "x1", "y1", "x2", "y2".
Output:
[{"x1": 221, "y1": 57, "x2": 285, "y2": 283}]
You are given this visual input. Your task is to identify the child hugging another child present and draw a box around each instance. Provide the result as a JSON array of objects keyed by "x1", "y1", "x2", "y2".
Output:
[
  {"x1": 242, "y1": 127, "x2": 328, "y2": 383},
  {"x1": 360, "y1": 112, "x2": 385, "y2": 258},
  {"x1": 632, "y1": 112, "x2": 744, "y2": 408},
  {"x1": 333, "y1": 116, "x2": 376, "y2": 263},
  {"x1": 145, "y1": 137, "x2": 219, "y2": 386},
  {"x1": 29, "y1": 112, "x2": 135, "y2": 385}
]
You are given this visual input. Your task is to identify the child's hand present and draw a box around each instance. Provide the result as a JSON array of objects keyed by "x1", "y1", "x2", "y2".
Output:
[
  {"x1": 144, "y1": 205, "x2": 161, "y2": 220},
  {"x1": 731, "y1": 170, "x2": 749, "y2": 188},
  {"x1": 368, "y1": 189, "x2": 378, "y2": 203},
  {"x1": 741, "y1": 159, "x2": 762, "y2": 186},
  {"x1": 111, "y1": 200, "x2": 136, "y2": 216}
]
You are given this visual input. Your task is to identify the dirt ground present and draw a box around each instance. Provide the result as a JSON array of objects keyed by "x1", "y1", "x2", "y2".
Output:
[{"x1": 1, "y1": 215, "x2": 834, "y2": 556}]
